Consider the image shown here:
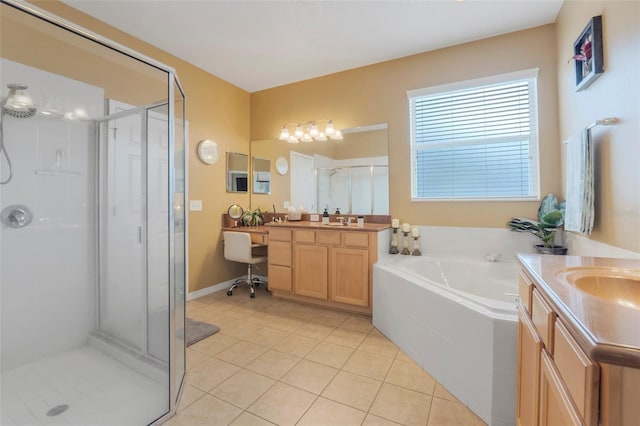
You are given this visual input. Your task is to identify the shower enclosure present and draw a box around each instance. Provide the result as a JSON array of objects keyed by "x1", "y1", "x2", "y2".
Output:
[
  {"x1": 316, "y1": 165, "x2": 389, "y2": 215},
  {"x1": 0, "y1": 1, "x2": 186, "y2": 425}
]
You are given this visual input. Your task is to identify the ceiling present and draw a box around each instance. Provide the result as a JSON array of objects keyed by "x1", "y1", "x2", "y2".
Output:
[{"x1": 60, "y1": 0, "x2": 564, "y2": 93}]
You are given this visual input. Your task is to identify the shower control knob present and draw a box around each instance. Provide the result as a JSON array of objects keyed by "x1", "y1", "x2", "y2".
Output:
[{"x1": 1, "y1": 204, "x2": 33, "y2": 229}]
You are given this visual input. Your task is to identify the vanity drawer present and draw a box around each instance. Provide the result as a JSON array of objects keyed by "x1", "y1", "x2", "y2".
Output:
[
  {"x1": 251, "y1": 233, "x2": 268, "y2": 245},
  {"x1": 532, "y1": 288, "x2": 556, "y2": 353},
  {"x1": 294, "y1": 230, "x2": 316, "y2": 243},
  {"x1": 317, "y1": 231, "x2": 341, "y2": 245},
  {"x1": 343, "y1": 231, "x2": 369, "y2": 248},
  {"x1": 268, "y1": 241, "x2": 292, "y2": 266},
  {"x1": 268, "y1": 265, "x2": 292, "y2": 292},
  {"x1": 269, "y1": 228, "x2": 291, "y2": 242},
  {"x1": 554, "y1": 320, "x2": 599, "y2": 425},
  {"x1": 519, "y1": 272, "x2": 533, "y2": 315}
]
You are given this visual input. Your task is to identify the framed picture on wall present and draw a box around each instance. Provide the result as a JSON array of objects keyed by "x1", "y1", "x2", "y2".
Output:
[{"x1": 572, "y1": 15, "x2": 604, "y2": 91}]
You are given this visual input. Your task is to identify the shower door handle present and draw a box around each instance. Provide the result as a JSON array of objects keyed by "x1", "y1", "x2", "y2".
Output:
[{"x1": 137, "y1": 226, "x2": 142, "y2": 243}]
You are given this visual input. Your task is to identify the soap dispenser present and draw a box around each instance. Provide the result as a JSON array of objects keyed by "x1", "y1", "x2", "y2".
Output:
[
  {"x1": 322, "y1": 207, "x2": 330, "y2": 225},
  {"x1": 335, "y1": 207, "x2": 341, "y2": 215}
]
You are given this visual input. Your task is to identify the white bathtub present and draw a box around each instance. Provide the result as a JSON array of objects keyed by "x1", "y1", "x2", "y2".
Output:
[{"x1": 373, "y1": 255, "x2": 519, "y2": 426}]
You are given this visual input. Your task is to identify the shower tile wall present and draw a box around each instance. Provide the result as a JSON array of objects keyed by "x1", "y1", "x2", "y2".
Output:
[{"x1": 0, "y1": 59, "x2": 104, "y2": 371}]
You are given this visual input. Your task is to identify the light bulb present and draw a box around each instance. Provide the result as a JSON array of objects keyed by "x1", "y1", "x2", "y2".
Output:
[
  {"x1": 325, "y1": 120, "x2": 335, "y2": 136},
  {"x1": 316, "y1": 132, "x2": 327, "y2": 141},
  {"x1": 279, "y1": 126, "x2": 290, "y2": 141},
  {"x1": 309, "y1": 122, "x2": 318, "y2": 137},
  {"x1": 330, "y1": 129, "x2": 343, "y2": 140},
  {"x1": 294, "y1": 124, "x2": 304, "y2": 138},
  {"x1": 287, "y1": 135, "x2": 299, "y2": 144},
  {"x1": 301, "y1": 133, "x2": 313, "y2": 142}
]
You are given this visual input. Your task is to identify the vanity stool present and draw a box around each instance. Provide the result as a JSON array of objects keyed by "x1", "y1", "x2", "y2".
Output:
[{"x1": 223, "y1": 231, "x2": 267, "y2": 298}]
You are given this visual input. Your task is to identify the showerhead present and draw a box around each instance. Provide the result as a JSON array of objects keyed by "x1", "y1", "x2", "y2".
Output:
[{"x1": 2, "y1": 84, "x2": 36, "y2": 118}]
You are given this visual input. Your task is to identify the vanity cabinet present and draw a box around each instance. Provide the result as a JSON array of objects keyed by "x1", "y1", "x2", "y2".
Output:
[
  {"x1": 267, "y1": 228, "x2": 292, "y2": 292},
  {"x1": 517, "y1": 270, "x2": 598, "y2": 426},
  {"x1": 267, "y1": 225, "x2": 378, "y2": 313}
]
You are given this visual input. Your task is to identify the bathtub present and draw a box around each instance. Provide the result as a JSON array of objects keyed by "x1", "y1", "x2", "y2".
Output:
[{"x1": 373, "y1": 255, "x2": 519, "y2": 426}]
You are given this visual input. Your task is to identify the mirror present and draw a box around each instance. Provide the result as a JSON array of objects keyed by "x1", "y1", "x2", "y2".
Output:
[
  {"x1": 227, "y1": 204, "x2": 244, "y2": 219},
  {"x1": 252, "y1": 157, "x2": 271, "y2": 194},
  {"x1": 250, "y1": 124, "x2": 388, "y2": 214},
  {"x1": 226, "y1": 152, "x2": 248, "y2": 192}
]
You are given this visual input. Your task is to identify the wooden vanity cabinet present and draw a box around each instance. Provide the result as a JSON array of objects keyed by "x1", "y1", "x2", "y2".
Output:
[
  {"x1": 268, "y1": 226, "x2": 376, "y2": 312},
  {"x1": 267, "y1": 228, "x2": 292, "y2": 292},
  {"x1": 517, "y1": 270, "x2": 598, "y2": 426}
]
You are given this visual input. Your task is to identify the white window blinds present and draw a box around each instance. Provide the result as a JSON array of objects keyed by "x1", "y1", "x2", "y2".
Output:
[{"x1": 408, "y1": 70, "x2": 539, "y2": 200}]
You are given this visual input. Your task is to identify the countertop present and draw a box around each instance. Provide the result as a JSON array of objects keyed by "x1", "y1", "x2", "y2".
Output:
[
  {"x1": 264, "y1": 221, "x2": 390, "y2": 232},
  {"x1": 222, "y1": 226, "x2": 269, "y2": 234},
  {"x1": 517, "y1": 254, "x2": 640, "y2": 368}
]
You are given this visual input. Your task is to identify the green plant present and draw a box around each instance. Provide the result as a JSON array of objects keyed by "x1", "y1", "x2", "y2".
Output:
[
  {"x1": 507, "y1": 194, "x2": 566, "y2": 248},
  {"x1": 241, "y1": 207, "x2": 263, "y2": 226}
]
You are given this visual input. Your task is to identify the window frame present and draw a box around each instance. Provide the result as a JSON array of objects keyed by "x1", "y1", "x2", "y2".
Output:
[{"x1": 408, "y1": 69, "x2": 541, "y2": 202}]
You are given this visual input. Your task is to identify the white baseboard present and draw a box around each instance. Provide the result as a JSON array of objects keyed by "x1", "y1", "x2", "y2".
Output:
[{"x1": 187, "y1": 274, "x2": 268, "y2": 301}]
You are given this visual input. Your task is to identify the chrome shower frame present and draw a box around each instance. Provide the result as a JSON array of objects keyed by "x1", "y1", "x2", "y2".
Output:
[{"x1": 0, "y1": 0, "x2": 188, "y2": 423}]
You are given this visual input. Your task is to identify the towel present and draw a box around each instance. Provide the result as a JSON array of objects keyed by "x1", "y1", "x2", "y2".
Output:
[{"x1": 565, "y1": 129, "x2": 594, "y2": 235}]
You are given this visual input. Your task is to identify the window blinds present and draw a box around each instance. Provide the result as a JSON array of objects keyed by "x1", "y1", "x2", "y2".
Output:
[{"x1": 409, "y1": 75, "x2": 539, "y2": 200}]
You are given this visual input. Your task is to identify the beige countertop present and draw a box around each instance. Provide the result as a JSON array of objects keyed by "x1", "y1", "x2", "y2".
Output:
[
  {"x1": 517, "y1": 254, "x2": 640, "y2": 368},
  {"x1": 264, "y1": 221, "x2": 390, "y2": 232}
]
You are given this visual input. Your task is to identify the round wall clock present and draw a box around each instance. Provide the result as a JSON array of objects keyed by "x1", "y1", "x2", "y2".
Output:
[
  {"x1": 275, "y1": 156, "x2": 288, "y2": 175},
  {"x1": 197, "y1": 139, "x2": 219, "y2": 165}
]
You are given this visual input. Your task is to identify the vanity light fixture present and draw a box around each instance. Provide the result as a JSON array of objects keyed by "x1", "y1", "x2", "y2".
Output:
[{"x1": 278, "y1": 120, "x2": 343, "y2": 144}]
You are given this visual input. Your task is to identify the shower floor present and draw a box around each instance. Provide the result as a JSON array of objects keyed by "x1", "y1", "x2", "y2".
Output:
[{"x1": 1, "y1": 345, "x2": 168, "y2": 426}]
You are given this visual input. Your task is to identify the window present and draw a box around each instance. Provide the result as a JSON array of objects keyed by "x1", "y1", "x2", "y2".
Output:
[{"x1": 408, "y1": 69, "x2": 540, "y2": 201}]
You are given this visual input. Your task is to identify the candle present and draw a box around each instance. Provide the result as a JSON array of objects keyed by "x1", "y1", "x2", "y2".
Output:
[
  {"x1": 412, "y1": 227, "x2": 420, "y2": 237},
  {"x1": 402, "y1": 223, "x2": 411, "y2": 233},
  {"x1": 392, "y1": 218, "x2": 400, "y2": 228}
]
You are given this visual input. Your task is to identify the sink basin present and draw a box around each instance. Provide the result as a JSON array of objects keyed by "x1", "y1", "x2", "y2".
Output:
[{"x1": 555, "y1": 267, "x2": 640, "y2": 309}]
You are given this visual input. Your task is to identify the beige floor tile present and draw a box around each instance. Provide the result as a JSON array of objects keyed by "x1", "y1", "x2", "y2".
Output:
[
  {"x1": 186, "y1": 348, "x2": 210, "y2": 371},
  {"x1": 427, "y1": 397, "x2": 486, "y2": 426},
  {"x1": 224, "y1": 304, "x2": 265, "y2": 319},
  {"x1": 187, "y1": 357, "x2": 240, "y2": 392},
  {"x1": 369, "y1": 327, "x2": 386, "y2": 337},
  {"x1": 339, "y1": 314, "x2": 374, "y2": 333},
  {"x1": 190, "y1": 333, "x2": 239, "y2": 356},
  {"x1": 273, "y1": 334, "x2": 319, "y2": 358},
  {"x1": 210, "y1": 369, "x2": 275, "y2": 409},
  {"x1": 243, "y1": 326, "x2": 289, "y2": 348},
  {"x1": 287, "y1": 305, "x2": 326, "y2": 322},
  {"x1": 385, "y1": 359, "x2": 436, "y2": 395},
  {"x1": 281, "y1": 359, "x2": 338, "y2": 394},
  {"x1": 369, "y1": 383, "x2": 432, "y2": 426},
  {"x1": 167, "y1": 394, "x2": 242, "y2": 426},
  {"x1": 433, "y1": 383, "x2": 459, "y2": 402},
  {"x1": 362, "y1": 413, "x2": 403, "y2": 425},
  {"x1": 262, "y1": 300, "x2": 299, "y2": 315},
  {"x1": 293, "y1": 321, "x2": 335, "y2": 340},
  {"x1": 359, "y1": 335, "x2": 399, "y2": 359},
  {"x1": 310, "y1": 309, "x2": 350, "y2": 327},
  {"x1": 342, "y1": 349, "x2": 394, "y2": 381},
  {"x1": 267, "y1": 316, "x2": 308, "y2": 333},
  {"x1": 246, "y1": 310, "x2": 282, "y2": 325},
  {"x1": 305, "y1": 341, "x2": 354, "y2": 369},
  {"x1": 323, "y1": 327, "x2": 368, "y2": 349},
  {"x1": 394, "y1": 350, "x2": 415, "y2": 364},
  {"x1": 217, "y1": 320, "x2": 263, "y2": 340},
  {"x1": 229, "y1": 411, "x2": 276, "y2": 426},
  {"x1": 176, "y1": 384, "x2": 205, "y2": 412},
  {"x1": 215, "y1": 340, "x2": 268, "y2": 367},
  {"x1": 248, "y1": 382, "x2": 317, "y2": 426},
  {"x1": 245, "y1": 349, "x2": 301, "y2": 379},
  {"x1": 297, "y1": 396, "x2": 366, "y2": 426},
  {"x1": 321, "y1": 371, "x2": 381, "y2": 411}
]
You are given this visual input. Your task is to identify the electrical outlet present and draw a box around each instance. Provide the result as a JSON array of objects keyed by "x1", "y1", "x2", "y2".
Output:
[{"x1": 283, "y1": 201, "x2": 290, "y2": 209}]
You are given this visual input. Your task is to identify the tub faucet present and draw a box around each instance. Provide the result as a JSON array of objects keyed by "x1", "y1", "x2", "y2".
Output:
[{"x1": 485, "y1": 252, "x2": 499, "y2": 262}]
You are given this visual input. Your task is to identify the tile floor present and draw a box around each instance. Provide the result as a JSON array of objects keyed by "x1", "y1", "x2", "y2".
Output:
[{"x1": 169, "y1": 287, "x2": 486, "y2": 426}]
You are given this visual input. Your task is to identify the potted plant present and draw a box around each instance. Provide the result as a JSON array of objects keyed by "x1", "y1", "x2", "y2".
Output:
[
  {"x1": 241, "y1": 207, "x2": 263, "y2": 226},
  {"x1": 507, "y1": 194, "x2": 568, "y2": 255}
]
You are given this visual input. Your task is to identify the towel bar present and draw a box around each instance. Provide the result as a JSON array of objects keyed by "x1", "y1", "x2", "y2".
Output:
[{"x1": 563, "y1": 117, "x2": 617, "y2": 143}]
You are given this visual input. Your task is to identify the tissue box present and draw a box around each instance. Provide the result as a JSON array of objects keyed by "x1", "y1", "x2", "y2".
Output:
[{"x1": 288, "y1": 210, "x2": 302, "y2": 221}]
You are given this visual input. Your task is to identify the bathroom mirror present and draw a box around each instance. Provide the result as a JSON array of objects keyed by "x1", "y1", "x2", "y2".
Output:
[
  {"x1": 226, "y1": 152, "x2": 248, "y2": 192},
  {"x1": 252, "y1": 157, "x2": 271, "y2": 194},
  {"x1": 250, "y1": 123, "x2": 388, "y2": 214}
]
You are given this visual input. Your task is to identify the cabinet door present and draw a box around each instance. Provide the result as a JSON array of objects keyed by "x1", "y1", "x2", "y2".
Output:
[
  {"x1": 539, "y1": 350, "x2": 582, "y2": 426},
  {"x1": 294, "y1": 244, "x2": 328, "y2": 299},
  {"x1": 517, "y1": 306, "x2": 543, "y2": 426},
  {"x1": 269, "y1": 241, "x2": 292, "y2": 267},
  {"x1": 269, "y1": 264, "x2": 292, "y2": 292},
  {"x1": 330, "y1": 247, "x2": 369, "y2": 307}
]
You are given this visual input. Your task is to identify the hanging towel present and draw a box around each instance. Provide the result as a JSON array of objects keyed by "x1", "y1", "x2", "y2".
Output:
[{"x1": 565, "y1": 129, "x2": 595, "y2": 235}]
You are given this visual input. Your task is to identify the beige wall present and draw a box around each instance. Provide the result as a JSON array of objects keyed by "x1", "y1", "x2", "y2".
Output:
[
  {"x1": 556, "y1": 1, "x2": 640, "y2": 253},
  {"x1": 251, "y1": 24, "x2": 562, "y2": 228},
  {"x1": 10, "y1": 1, "x2": 251, "y2": 292}
]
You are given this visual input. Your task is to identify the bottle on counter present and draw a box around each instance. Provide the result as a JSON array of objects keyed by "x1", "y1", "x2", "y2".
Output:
[{"x1": 322, "y1": 207, "x2": 330, "y2": 225}]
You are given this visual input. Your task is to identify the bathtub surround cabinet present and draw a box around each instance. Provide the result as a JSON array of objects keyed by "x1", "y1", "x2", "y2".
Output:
[
  {"x1": 516, "y1": 254, "x2": 640, "y2": 426},
  {"x1": 266, "y1": 222, "x2": 387, "y2": 313}
]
